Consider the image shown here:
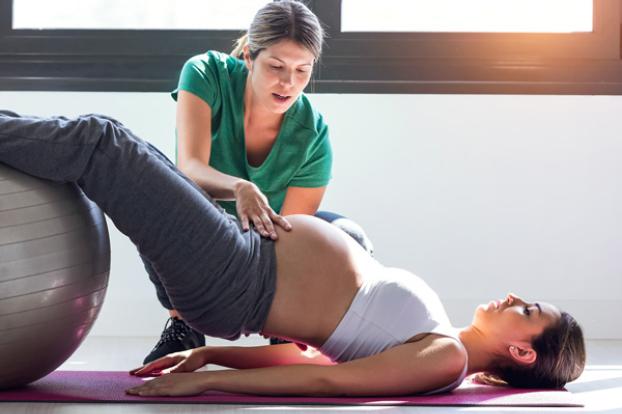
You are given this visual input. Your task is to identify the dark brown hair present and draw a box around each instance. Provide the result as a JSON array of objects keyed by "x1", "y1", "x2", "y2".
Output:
[{"x1": 480, "y1": 311, "x2": 586, "y2": 388}]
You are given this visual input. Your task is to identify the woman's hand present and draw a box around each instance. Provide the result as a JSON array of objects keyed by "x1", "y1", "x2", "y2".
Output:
[
  {"x1": 129, "y1": 348, "x2": 207, "y2": 377},
  {"x1": 126, "y1": 372, "x2": 208, "y2": 397},
  {"x1": 234, "y1": 181, "x2": 292, "y2": 239}
]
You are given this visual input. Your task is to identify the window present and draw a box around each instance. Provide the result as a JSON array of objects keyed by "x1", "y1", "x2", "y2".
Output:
[
  {"x1": 315, "y1": 0, "x2": 621, "y2": 93},
  {"x1": 13, "y1": 0, "x2": 265, "y2": 30},
  {"x1": 341, "y1": 0, "x2": 593, "y2": 33},
  {"x1": 1, "y1": 0, "x2": 621, "y2": 94}
]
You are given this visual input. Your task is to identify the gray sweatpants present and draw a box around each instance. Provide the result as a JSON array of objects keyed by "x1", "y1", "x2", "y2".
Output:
[
  {"x1": 146, "y1": 208, "x2": 374, "y2": 310},
  {"x1": 0, "y1": 111, "x2": 276, "y2": 341}
]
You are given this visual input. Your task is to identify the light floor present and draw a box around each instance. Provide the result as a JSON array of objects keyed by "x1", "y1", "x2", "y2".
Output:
[{"x1": 1, "y1": 337, "x2": 621, "y2": 414}]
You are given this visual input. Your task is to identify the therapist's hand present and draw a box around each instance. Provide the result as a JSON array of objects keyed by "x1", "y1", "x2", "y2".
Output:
[{"x1": 234, "y1": 181, "x2": 292, "y2": 239}]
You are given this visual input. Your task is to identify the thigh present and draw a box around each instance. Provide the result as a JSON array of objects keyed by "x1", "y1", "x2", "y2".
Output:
[
  {"x1": 0, "y1": 112, "x2": 274, "y2": 340},
  {"x1": 76, "y1": 117, "x2": 272, "y2": 338}
]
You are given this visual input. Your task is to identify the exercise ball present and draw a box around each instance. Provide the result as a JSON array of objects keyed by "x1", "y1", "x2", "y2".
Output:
[{"x1": 0, "y1": 164, "x2": 111, "y2": 389}]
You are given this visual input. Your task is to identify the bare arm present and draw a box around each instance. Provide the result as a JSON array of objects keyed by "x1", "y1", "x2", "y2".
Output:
[
  {"x1": 127, "y1": 337, "x2": 466, "y2": 397},
  {"x1": 206, "y1": 343, "x2": 334, "y2": 369},
  {"x1": 176, "y1": 90, "x2": 244, "y2": 200},
  {"x1": 176, "y1": 90, "x2": 290, "y2": 237},
  {"x1": 130, "y1": 343, "x2": 333, "y2": 377},
  {"x1": 280, "y1": 186, "x2": 327, "y2": 216}
]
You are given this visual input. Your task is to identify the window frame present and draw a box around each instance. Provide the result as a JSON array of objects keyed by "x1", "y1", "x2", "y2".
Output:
[{"x1": 1, "y1": 0, "x2": 621, "y2": 94}]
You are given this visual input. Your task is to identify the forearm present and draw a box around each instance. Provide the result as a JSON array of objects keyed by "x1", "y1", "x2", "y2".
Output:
[
  {"x1": 201, "y1": 364, "x2": 337, "y2": 396},
  {"x1": 204, "y1": 343, "x2": 334, "y2": 370},
  {"x1": 179, "y1": 158, "x2": 245, "y2": 200}
]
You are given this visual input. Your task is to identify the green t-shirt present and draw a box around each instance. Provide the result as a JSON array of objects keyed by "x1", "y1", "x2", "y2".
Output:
[{"x1": 172, "y1": 50, "x2": 332, "y2": 216}]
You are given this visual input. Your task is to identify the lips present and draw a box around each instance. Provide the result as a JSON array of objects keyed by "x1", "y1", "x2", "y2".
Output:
[{"x1": 272, "y1": 93, "x2": 290, "y2": 102}]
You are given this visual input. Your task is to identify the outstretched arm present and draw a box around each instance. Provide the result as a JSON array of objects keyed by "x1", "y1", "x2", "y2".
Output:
[
  {"x1": 127, "y1": 337, "x2": 466, "y2": 397},
  {"x1": 206, "y1": 343, "x2": 334, "y2": 369},
  {"x1": 130, "y1": 343, "x2": 333, "y2": 377}
]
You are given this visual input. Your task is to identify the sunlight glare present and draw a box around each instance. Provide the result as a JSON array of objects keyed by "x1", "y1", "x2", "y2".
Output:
[
  {"x1": 13, "y1": 0, "x2": 265, "y2": 30},
  {"x1": 342, "y1": 0, "x2": 593, "y2": 33}
]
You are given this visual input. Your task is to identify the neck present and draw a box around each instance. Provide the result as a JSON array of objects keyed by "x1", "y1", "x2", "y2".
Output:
[
  {"x1": 458, "y1": 325, "x2": 498, "y2": 375},
  {"x1": 244, "y1": 77, "x2": 283, "y2": 129}
]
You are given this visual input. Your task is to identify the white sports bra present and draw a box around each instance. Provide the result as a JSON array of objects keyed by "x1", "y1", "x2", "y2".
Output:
[{"x1": 319, "y1": 268, "x2": 468, "y2": 394}]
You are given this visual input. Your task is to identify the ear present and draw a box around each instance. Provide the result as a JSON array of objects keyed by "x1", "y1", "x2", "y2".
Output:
[
  {"x1": 508, "y1": 344, "x2": 537, "y2": 365},
  {"x1": 243, "y1": 45, "x2": 253, "y2": 70}
]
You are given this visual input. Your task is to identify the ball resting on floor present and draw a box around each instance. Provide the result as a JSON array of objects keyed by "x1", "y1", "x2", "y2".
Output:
[{"x1": 0, "y1": 163, "x2": 111, "y2": 389}]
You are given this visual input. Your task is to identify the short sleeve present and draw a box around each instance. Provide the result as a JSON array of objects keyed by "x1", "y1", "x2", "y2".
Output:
[
  {"x1": 288, "y1": 117, "x2": 333, "y2": 188},
  {"x1": 171, "y1": 53, "x2": 221, "y2": 111}
]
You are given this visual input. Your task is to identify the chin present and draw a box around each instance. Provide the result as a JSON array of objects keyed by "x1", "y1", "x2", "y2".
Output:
[{"x1": 472, "y1": 304, "x2": 489, "y2": 323}]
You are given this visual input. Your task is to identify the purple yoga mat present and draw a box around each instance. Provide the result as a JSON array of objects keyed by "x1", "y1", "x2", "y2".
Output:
[{"x1": 0, "y1": 371, "x2": 582, "y2": 407}]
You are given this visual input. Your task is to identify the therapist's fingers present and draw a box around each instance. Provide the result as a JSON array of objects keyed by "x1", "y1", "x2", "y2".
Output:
[
  {"x1": 270, "y1": 211, "x2": 292, "y2": 232},
  {"x1": 249, "y1": 213, "x2": 267, "y2": 237},
  {"x1": 253, "y1": 212, "x2": 277, "y2": 239},
  {"x1": 239, "y1": 214, "x2": 250, "y2": 232}
]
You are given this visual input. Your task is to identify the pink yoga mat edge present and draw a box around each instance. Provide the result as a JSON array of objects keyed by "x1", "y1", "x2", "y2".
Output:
[{"x1": 0, "y1": 371, "x2": 583, "y2": 407}]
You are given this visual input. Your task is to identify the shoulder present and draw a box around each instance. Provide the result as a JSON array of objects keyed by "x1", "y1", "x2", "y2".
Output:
[
  {"x1": 368, "y1": 335, "x2": 466, "y2": 374},
  {"x1": 401, "y1": 334, "x2": 466, "y2": 376},
  {"x1": 400, "y1": 335, "x2": 467, "y2": 393},
  {"x1": 427, "y1": 335, "x2": 468, "y2": 378},
  {"x1": 184, "y1": 50, "x2": 246, "y2": 75},
  {"x1": 324, "y1": 337, "x2": 466, "y2": 395},
  {"x1": 174, "y1": 50, "x2": 248, "y2": 103}
]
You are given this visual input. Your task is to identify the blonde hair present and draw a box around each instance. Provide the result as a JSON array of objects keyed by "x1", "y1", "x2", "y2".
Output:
[{"x1": 231, "y1": 1, "x2": 324, "y2": 61}]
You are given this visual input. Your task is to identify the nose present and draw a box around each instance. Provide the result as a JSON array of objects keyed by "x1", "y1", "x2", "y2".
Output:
[
  {"x1": 279, "y1": 70, "x2": 294, "y2": 87},
  {"x1": 505, "y1": 293, "x2": 524, "y2": 306}
]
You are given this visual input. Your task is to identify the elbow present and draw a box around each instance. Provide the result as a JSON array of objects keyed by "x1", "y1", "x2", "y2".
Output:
[
  {"x1": 177, "y1": 157, "x2": 203, "y2": 180},
  {"x1": 177, "y1": 156, "x2": 196, "y2": 173}
]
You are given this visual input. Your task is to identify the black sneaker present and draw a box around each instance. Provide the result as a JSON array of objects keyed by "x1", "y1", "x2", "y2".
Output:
[
  {"x1": 269, "y1": 337, "x2": 291, "y2": 345},
  {"x1": 143, "y1": 317, "x2": 205, "y2": 364}
]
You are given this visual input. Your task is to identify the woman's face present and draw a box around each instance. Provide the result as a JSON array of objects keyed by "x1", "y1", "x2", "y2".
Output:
[
  {"x1": 244, "y1": 39, "x2": 315, "y2": 114},
  {"x1": 473, "y1": 293, "x2": 561, "y2": 348}
]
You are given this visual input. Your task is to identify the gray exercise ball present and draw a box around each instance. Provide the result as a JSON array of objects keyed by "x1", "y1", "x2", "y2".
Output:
[{"x1": 0, "y1": 163, "x2": 111, "y2": 389}]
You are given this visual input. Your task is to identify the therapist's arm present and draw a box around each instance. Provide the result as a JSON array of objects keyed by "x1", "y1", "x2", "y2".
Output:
[
  {"x1": 176, "y1": 90, "x2": 290, "y2": 238},
  {"x1": 280, "y1": 186, "x2": 327, "y2": 216}
]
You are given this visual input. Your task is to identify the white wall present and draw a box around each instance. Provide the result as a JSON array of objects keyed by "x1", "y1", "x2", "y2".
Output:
[{"x1": 1, "y1": 92, "x2": 620, "y2": 339}]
